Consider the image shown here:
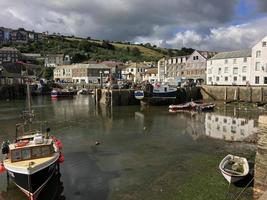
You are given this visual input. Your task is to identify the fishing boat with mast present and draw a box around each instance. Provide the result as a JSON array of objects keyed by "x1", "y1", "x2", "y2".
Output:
[{"x1": 1, "y1": 81, "x2": 64, "y2": 200}]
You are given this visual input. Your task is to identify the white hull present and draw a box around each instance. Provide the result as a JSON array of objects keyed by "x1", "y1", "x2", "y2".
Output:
[{"x1": 219, "y1": 154, "x2": 249, "y2": 183}]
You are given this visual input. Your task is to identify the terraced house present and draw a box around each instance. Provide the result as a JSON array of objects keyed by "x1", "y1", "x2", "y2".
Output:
[{"x1": 207, "y1": 35, "x2": 267, "y2": 86}]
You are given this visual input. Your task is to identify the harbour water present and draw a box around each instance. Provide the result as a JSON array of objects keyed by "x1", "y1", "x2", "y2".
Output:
[{"x1": 0, "y1": 96, "x2": 262, "y2": 200}]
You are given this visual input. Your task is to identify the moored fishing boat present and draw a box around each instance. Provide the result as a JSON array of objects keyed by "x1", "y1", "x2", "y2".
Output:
[
  {"x1": 135, "y1": 83, "x2": 178, "y2": 105},
  {"x1": 219, "y1": 154, "x2": 249, "y2": 183},
  {"x1": 1, "y1": 83, "x2": 64, "y2": 200}
]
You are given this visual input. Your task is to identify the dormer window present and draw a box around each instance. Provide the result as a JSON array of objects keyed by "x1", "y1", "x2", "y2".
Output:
[{"x1": 263, "y1": 42, "x2": 267, "y2": 47}]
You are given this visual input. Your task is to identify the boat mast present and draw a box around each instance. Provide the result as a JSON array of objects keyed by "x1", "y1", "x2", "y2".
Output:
[{"x1": 26, "y1": 82, "x2": 32, "y2": 113}]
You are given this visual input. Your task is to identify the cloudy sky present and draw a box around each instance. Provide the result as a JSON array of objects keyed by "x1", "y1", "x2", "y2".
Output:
[{"x1": 1, "y1": 0, "x2": 267, "y2": 51}]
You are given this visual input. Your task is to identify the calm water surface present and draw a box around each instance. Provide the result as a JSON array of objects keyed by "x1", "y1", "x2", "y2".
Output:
[{"x1": 0, "y1": 96, "x2": 261, "y2": 200}]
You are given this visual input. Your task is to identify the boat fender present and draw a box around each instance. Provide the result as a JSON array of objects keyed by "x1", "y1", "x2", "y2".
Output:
[
  {"x1": 58, "y1": 153, "x2": 64, "y2": 163},
  {"x1": 0, "y1": 163, "x2": 5, "y2": 173},
  {"x1": 55, "y1": 140, "x2": 63, "y2": 149},
  {"x1": 1, "y1": 141, "x2": 9, "y2": 154}
]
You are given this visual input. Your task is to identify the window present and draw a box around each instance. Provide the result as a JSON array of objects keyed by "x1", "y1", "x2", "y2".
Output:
[
  {"x1": 234, "y1": 76, "x2": 237, "y2": 81},
  {"x1": 233, "y1": 59, "x2": 237, "y2": 64},
  {"x1": 233, "y1": 67, "x2": 238, "y2": 74},
  {"x1": 242, "y1": 76, "x2": 246, "y2": 81},
  {"x1": 208, "y1": 69, "x2": 212, "y2": 74},
  {"x1": 256, "y1": 50, "x2": 261, "y2": 58},
  {"x1": 255, "y1": 76, "x2": 260, "y2": 84},
  {"x1": 210, "y1": 61, "x2": 212, "y2": 65},
  {"x1": 264, "y1": 77, "x2": 267, "y2": 84},
  {"x1": 225, "y1": 59, "x2": 228, "y2": 64},
  {"x1": 263, "y1": 42, "x2": 267, "y2": 47},
  {"x1": 218, "y1": 68, "x2": 221, "y2": 74},
  {"x1": 208, "y1": 77, "x2": 212, "y2": 82},
  {"x1": 243, "y1": 57, "x2": 247, "y2": 63},
  {"x1": 193, "y1": 56, "x2": 199, "y2": 60},
  {"x1": 216, "y1": 77, "x2": 220, "y2": 81},
  {"x1": 242, "y1": 66, "x2": 247, "y2": 73},
  {"x1": 255, "y1": 62, "x2": 261, "y2": 71},
  {"x1": 223, "y1": 118, "x2": 227, "y2": 123},
  {"x1": 224, "y1": 67, "x2": 228, "y2": 73},
  {"x1": 225, "y1": 77, "x2": 228, "y2": 81}
]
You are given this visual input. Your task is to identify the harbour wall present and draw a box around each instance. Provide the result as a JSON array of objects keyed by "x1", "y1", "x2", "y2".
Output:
[
  {"x1": 255, "y1": 116, "x2": 267, "y2": 199},
  {"x1": 95, "y1": 87, "x2": 202, "y2": 106},
  {"x1": 201, "y1": 86, "x2": 267, "y2": 102}
]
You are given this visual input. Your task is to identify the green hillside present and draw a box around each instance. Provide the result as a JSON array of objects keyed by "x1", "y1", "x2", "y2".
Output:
[{"x1": 1, "y1": 35, "x2": 194, "y2": 63}]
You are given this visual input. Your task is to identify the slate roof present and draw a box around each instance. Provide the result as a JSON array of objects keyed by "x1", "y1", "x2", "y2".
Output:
[{"x1": 209, "y1": 49, "x2": 251, "y2": 60}]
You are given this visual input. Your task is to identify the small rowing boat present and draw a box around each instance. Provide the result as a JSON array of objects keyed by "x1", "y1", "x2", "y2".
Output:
[{"x1": 219, "y1": 154, "x2": 249, "y2": 183}]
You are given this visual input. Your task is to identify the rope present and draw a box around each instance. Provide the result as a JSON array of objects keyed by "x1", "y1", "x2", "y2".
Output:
[
  {"x1": 233, "y1": 177, "x2": 254, "y2": 200},
  {"x1": 225, "y1": 182, "x2": 231, "y2": 200}
]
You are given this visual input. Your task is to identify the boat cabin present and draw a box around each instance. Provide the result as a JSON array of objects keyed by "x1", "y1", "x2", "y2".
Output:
[{"x1": 9, "y1": 139, "x2": 54, "y2": 163}]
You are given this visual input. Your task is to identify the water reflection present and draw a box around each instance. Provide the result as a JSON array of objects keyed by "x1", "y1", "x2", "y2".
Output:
[{"x1": 205, "y1": 113, "x2": 257, "y2": 142}]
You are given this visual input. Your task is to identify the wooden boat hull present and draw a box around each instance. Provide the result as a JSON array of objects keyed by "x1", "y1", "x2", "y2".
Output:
[
  {"x1": 219, "y1": 154, "x2": 249, "y2": 184},
  {"x1": 6, "y1": 161, "x2": 58, "y2": 200}
]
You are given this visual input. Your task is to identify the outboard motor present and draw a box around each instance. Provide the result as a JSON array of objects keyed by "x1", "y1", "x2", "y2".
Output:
[{"x1": 1, "y1": 141, "x2": 10, "y2": 155}]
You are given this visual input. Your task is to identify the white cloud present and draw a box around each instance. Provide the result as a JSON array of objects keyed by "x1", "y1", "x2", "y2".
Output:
[{"x1": 159, "y1": 17, "x2": 267, "y2": 51}]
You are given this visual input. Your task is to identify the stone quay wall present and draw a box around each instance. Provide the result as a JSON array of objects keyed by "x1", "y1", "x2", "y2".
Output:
[{"x1": 201, "y1": 86, "x2": 267, "y2": 103}]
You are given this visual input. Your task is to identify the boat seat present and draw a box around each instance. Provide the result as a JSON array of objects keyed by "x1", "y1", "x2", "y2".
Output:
[{"x1": 223, "y1": 168, "x2": 243, "y2": 175}]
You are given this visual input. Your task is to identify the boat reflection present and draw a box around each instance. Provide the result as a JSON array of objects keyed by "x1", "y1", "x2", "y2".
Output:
[
  {"x1": 205, "y1": 113, "x2": 257, "y2": 142},
  {"x1": 0, "y1": 172, "x2": 65, "y2": 200}
]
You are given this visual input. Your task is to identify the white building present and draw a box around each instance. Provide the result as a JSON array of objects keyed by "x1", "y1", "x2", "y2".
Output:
[
  {"x1": 207, "y1": 49, "x2": 252, "y2": 85},
  {"x1": 251, "y1": 36, "x2": 267, "y2": 85},
  {"x1": 122, "y1": 62, "x2": 150, "y2": 82},
  {"x1": 207, "y1": 35, "x2": 267, "y2": 86}
]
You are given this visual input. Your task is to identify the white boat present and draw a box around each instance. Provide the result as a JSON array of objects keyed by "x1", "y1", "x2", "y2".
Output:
[{"x1": 219, "y1": 154, "x2": 249, "y2": 183}]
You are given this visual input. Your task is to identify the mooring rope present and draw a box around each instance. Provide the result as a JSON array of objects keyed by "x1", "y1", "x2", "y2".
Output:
[{"x1": 233, "y1": 177, "x2": 254, "y2": 200}]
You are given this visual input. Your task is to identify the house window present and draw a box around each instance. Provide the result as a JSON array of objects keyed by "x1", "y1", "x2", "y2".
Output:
[
  {"x1": 242, "y1": 66, "x2": 247, "y2": 73},
  {"x1": 242, "y1": 76, "x2": 246, "y2": 81},
  {"x1": 255, "y1": 62, "x2": 261, "y2": 71},
  {"x1": 216, "y1": 77, "x2": 220, "y2": 81},
  {"x1": 210, "y1": 61, "x2": 212, "y2": 65},
  {"x1": 233, "y1": 67, "x2": 238, "y2": 74},
  {"x1": 208, "y1": 77, "x2": 212, "y2": 82},
  {"x1": 224, "y1": 67, "x2": 228, "y2": 73},
  {"x1": 225, "y1": 59, "x2": 228, "y2": 64},
  {"x1": 233, "y1": 59, "x2": 237, "y2": 64},
  {"x1": 263, "y1": 42, "x2": 267, "y2": 47},
  {"x1": 208, "y1": 69, "x2": 212, "y2": 74},
  {"x1": 193, "y1": 56, "x2": 198, "y2": 60},
  {"x1": 256, "y1": 50, "x2": 261, "y2": 58},
  {"x1": 218, "y1": 68, "x2": 221, "y2": 74},
  {"x1": 225, "y1": 77, "x2": 228, "y2": 81},
  {"x1": 243, "y1": 57, "x2": 247, "y2": 63},
  {"x1": 255, "y1": 76, "x2": 260, "y2": 84},
  {"x1": 264, "y1": 77, "x2": 267, "y2": 84},
  {"x1": 233, "y1": 76, "x2": 237, "y2": 81},
  {"x1": 131, "y1": 69, "x2": 134, "y2": 72}
]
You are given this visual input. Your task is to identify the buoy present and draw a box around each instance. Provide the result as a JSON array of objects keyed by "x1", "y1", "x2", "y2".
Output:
[
  {"x1": 0, "y1": 164, "x2": 5, "y2": 173},
  {"x1": 58, "y1": 154, "x2": 64, "y2": 163},
  {"x1": 55, "y1": 140, "x2": 63, "y2": 149},
  {"x1": 95, "y1": 141, "x2": 100, "y2": 145}
]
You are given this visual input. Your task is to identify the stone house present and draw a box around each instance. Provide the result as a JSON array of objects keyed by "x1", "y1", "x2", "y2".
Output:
[{"x1": 0, "y1": 47, "x2": 21, "y2": 63}]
